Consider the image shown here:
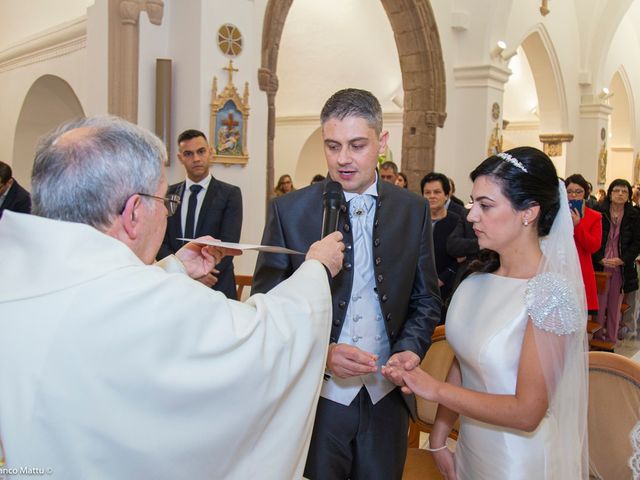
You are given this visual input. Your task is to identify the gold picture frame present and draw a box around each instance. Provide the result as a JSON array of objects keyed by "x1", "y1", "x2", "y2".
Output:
[{"x1": 209, "y1": 60, "x2": 249, "y2": 166}]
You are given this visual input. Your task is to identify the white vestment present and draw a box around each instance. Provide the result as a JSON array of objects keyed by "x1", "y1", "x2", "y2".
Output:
[{"x1": 0, "y1": 211, "x2": 332, "y2": 480}]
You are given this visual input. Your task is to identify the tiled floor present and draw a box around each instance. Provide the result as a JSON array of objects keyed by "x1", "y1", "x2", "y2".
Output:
[{"x1": 615, "y1": 336, "x2": 640, "y2": 362}]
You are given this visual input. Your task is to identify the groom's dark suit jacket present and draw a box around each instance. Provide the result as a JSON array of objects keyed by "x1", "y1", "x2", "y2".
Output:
[
  {"x1": 252, "y1": 178, "x2": 441, "y2": 414},
  {"x1": 157, "y1": 176, "x2": 242, "y2": 299}
]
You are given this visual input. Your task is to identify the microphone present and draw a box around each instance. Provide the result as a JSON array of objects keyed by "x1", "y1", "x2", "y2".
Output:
[{"x1": 321, "y1": 181, "x2": 345, "y2": 238}]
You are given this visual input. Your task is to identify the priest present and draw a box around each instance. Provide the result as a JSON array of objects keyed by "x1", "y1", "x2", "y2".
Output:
[{"x1": 0, "y1": 116, "x2": 344, "y2": 479}]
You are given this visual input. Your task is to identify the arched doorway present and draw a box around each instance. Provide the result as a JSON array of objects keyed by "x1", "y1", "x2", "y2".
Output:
[
  {"x1": 503, "y1": 26, "x2": 568, "y2": 176},
  {"x1": 607, "y1": 69, "x2": 634, "y2": 183},
  {"x1": 294, "y1": 127, "x2": 325, "y2": 187},
  {"x1": 12, "y1": 75, "x2": 85, "y2": 188},
  {"x1": 259, "y1": 0, "x2": 446, "y2": 198}
]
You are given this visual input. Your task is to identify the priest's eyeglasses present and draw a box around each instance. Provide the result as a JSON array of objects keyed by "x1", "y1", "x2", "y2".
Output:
[{"x1": 136, "y1": 193, "x2": 181, "y2": 216}]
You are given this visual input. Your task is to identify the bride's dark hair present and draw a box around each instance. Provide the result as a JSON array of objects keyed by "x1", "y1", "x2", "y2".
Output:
[{"x1": 466, "y1": 146, "x2": 560, "y2": 275}]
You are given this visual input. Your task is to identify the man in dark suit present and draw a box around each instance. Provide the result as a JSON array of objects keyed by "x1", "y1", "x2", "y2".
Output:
[
  {"x1": 252, "y1": 89, "x2": 441, "y2": 480},
  {"x1": 157, "y1": 129, "x2": 242, "y2": 299},
  {"x1": 0, "y1": 161, "x2": 31, "y2": 214}
]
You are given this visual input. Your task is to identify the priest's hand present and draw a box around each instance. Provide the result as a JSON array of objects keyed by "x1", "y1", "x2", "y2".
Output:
[
  {"x1": 327, "y1": 343, "x2": 378, "y2": 378},
  {"x1": 381, "y1": 350, "x2": 420, "y2": 387},
  {"x1": 306, "y1": 231, "x2": 345, "y2": 277},
  {"x1": 198, "y1": 270, "x2": 219, "y2": 287},
  {"x1": 176, "y1": 236, "x2": 242, "y2": 280}
]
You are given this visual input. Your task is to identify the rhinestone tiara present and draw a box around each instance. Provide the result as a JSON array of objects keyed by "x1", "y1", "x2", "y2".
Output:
[{"x1": 497, "y1": 152, "x2": 528, "y2": 173}]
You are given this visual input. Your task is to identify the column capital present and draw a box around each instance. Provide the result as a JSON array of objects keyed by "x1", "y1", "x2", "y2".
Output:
[
  {"x1": 453, "y1": 64, "x2": 512, "y2": 90},
  {"x1": 119, "y1": 0, "x2": 164, "y2": 26},
  {"x1": 579, "y1": 103, "x2": 613, "y2": 120},
  {"x1": 258, "y1": 68, "x2": 279, "y2": 95},
  {"x1": 539, "y1": 133, "x2": 574, "y2": 157}
]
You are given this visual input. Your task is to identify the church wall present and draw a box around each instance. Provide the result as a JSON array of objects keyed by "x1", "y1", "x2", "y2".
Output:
[
  {"x1": 0, "y1": 0, "x2": 93, "y2": 51},
  {"x1": 0, "y1": 0, "x2": 111, "y2": 180},
  {"x1": 199, "y1": 0, "x2": 270, "y2": 275},
  {"x1": 85, "y1": 0, "x2": 109, "y2": 116},
  {"x1": 607, "y1": 147, "x2": 635, "y2": 184},
  {"x1": 138, "y1": 0, "x2": 171, "y2": 161},
  {"x1": 502, "y1": 0, "x2": 581, "y2": 178},
  {"x1": 0, "y1": 47, "x2": 88, "y2": 181},
  {"x1": 429, "y1": 0, "x2": 473, "y2": 197},
  {"x1": 429, "y1": 0, "x2": 620, "y2": 195},
  {"x1": 275, "y1": 120, "x2": 319, "y2": 188},
  {"x1": 4, "y1": 0, "x2": 640, "y2": 275},
  {"x1": 602, "y1": 19, "x2": 640, "y2": 153},
  {"x1": 137, "y1": 0, "x2": 271, "y2": 275}
]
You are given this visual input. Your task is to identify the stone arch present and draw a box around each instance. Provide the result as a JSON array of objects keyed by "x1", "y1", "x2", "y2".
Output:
[
  {"x1": 12, "y1": 75, "x2": 85, "y2": 188},
  {"x1": 519, "y1": 25, "x2": 568, "y2": 133},
  {"x1": 259, "y1": 0, "x2": 446, "y2": 197}
]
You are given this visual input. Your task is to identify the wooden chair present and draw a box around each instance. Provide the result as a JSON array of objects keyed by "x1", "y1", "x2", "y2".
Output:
[
  {"x1": 403, "y1": 325, "x2": 459, "y2": 480},
  {"x1": 588, "y1": 351, "x2": 640, "y2": 479},
  {"x1": 235, "y1": 274, "x2": 252, "y2": 301}
]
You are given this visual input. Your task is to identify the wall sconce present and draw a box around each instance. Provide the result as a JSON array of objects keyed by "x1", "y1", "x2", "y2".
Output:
[
  {"x1": 391, "y1": 91, "x2": 404, "y2": 109},
  {"x1": 599, "y1": 87, "x2": 613, "y2": 100},
  {"x1": 501, "y1": 48, "x2": 518, "y2": 62},
  {"x1": 490, "y1": 40, "x2": 507, "y2": 59}
]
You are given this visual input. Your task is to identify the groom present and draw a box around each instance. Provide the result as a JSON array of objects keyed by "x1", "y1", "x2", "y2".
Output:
[{"x1": 252, "y1": 88, "x2": 441, "y2": 479}]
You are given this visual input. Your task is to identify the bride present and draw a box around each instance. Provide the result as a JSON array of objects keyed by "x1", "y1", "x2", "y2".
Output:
[{"x1": 385, "y1": 147, "x2": 589, "y2": 479}]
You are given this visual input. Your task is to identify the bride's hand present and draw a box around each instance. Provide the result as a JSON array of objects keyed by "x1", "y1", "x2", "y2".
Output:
[
  {"x1": 399, "y1": 368, "x2": 439, "y2": 400},
  {"x1": 432, "y1": 447, "x2": 457, "y2": 480}
]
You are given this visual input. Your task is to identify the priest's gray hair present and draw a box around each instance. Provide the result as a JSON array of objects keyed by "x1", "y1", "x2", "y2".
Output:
[
  {"x1": 32, "y1": 115, "x2": 166, "y2": 231},
  {"x1": 320, "y1": 88, "x2": 383, "y2": 135}
]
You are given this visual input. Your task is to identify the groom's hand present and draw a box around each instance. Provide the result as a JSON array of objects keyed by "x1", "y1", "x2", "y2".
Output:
[
  {"x1": 327, "y1": 343, "x2": 378, "y2": 379},
  {"x1": 381, "y1": 350, "x2": 420, "y2": 386}
]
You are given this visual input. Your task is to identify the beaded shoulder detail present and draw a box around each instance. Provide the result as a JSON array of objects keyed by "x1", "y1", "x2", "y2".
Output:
[
  {"x1": 525, "y1": 272, "x2": 583, "y2": 335},
  {"x1": 631, "y1": 421, "x2": 640, "y2": 479}
]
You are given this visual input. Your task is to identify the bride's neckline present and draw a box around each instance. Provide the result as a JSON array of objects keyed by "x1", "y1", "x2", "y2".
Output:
[{"x1": 486, "y1": 272, "x2": 531, "y2": 281}]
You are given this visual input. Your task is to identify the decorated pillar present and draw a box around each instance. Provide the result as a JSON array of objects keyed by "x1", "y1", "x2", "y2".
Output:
[
  {"x1": 108, "y1": 0, "x2": 164, "y2": 122},
  {"x1": 451, "y1": 64, "x2": 511, "y2": 190},
  {"x1": 578, "y1": 97, "x2": 612, "y2": 188}
]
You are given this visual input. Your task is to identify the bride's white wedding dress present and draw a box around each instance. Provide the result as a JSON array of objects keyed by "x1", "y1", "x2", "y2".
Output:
[{"x1": 446, "y1": 272, "x2": 587, "y2": 479}]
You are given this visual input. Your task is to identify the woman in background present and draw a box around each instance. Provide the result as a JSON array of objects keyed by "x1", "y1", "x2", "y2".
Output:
[
  {"x1": 274, "y1": 174, "x2": 295, "y2": 197},
  {"x1": 593, "y1": 179, "x2": 640, "y2": 342},
  {"x1": 395, "y1": 172, "x2": 408, "y2": 189},
  {"x1": 421, "y1": 172, "x2": 459, "y2": 321},
  {"x1": 565, "y1": 173, "x2": 602, "y2": 316}
]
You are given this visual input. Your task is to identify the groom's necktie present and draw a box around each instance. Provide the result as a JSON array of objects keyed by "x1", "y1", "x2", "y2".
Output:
[
  {"x1": 349, "y1": 194, "x2": 374, "y2": 285},
  {"x1": 184, "y1": 184, "x2": 203, "y2": 239}
]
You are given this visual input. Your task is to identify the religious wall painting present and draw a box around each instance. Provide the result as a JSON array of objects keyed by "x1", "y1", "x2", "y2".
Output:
[
  {"x1": 209, "y1": 59, "x2": 250, "y2": 166},
  {"x1": 215, "y1": 100, "x2": 244, "y2": 157}
]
